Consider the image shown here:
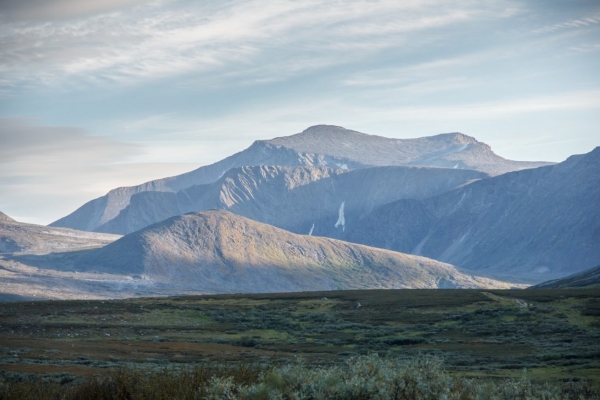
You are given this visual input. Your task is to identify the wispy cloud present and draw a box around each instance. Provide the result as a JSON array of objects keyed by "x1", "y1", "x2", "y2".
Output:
[
  {"x1": 0, "y1": 0, "x2": 517, "y2": 91},
  {"x1": 532, "y1": 14, "x2": 600, "y2": 35}
]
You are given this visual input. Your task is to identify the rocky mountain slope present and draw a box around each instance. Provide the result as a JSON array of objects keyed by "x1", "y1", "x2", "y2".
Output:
[
  {"x1": 79, "y1": 210, "x2": 517, "y2": 292},
  {"x1": 95, "y1": 165, "x2": 488, "y2": 235},
  {"x1": 51, "y1": 125, "x2": 551, "y2": 232},
  {"x1": 345, "y1": 147, "x2": 600, "y2": 283},
  {"x1": 532, "y1": 265, "x2": 600, "y2": 289},
  {"x1": 0, "y1": 212, "x2": 15, "y2": 222}
]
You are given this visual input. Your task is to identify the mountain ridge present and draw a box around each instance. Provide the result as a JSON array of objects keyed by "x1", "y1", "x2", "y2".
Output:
[
  {"x1": 532, "y1": 264, "x2": 600, "y2": 289},
  {"x1": 94, "y1": 165, "x2": 488, "y2": 235},
  {"x1": 344, "y1": 147, "x2": 600, "y2": 282},
  {"x1": 50, "y1": 125, "x2": 552, "y2": 232}
]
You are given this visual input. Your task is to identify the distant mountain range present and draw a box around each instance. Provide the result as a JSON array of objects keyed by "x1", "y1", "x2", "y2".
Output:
[
  {"x1": 3, "y1": 124, "x2": 598, "y2": 299},
  {"x1": 345, "y1": 147, "x2": 600, "y2": 282},
  {"x1": 51, "y1": 125, "x2": 551, "y2": 233}
]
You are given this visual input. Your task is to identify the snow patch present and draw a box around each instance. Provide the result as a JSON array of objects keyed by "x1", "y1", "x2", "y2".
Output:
[
  {"x1": 334, "y1": 201, "x2": 346, "y2": 231},
  {"x1": 453, "y1": 163, "x2": 459, "y2": 169},
  {"x1": 308, "y1": 223, "x2": 315, "y2": 236}
]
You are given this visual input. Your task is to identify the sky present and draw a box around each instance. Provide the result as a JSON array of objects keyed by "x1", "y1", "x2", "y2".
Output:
[{"x1": 0, "y1": 0, "x2": 599, "y2": 225}]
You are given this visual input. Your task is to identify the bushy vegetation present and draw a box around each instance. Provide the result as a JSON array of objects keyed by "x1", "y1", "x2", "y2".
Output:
[{"x1": 1, "y1": 354, "x2": 598, "y2": 400}]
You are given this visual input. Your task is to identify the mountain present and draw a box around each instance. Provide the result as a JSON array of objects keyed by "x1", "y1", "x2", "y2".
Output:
[
  {"x1": 0, "y1": 212, "x2": 15, "y2": 222},
  {"x1": 0, "y1": 213, "x2": 120, "y2": 254},
  {"x1": 78, "y1": 210, "x2": 518, "y2": 292},
  {"x1": 345, "y1": 147, "x2": 600, "y2": 283},
  {"x1": 95, "y1": 165, "x2": 488, "y2": 235},
  {"x1": 532, "y1": 265, "x2": 600, "y2": 289},
  {"x1": 50, "y1": 125, "x2": 551, "y2": 232}
]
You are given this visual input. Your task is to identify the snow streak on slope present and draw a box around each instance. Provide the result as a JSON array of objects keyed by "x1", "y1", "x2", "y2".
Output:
[{"x1": 335, "y1": 201, "x2": 345, "y2": 231}]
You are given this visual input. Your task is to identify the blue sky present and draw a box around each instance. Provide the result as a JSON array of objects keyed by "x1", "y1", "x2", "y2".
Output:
[{"x1": 1, "y1": 0, "x2": 599, "y2": 224}]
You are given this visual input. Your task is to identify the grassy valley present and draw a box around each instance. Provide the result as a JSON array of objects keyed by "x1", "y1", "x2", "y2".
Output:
[{"x1": 1, "y1": 288, "x2": 599, "y2": 398}]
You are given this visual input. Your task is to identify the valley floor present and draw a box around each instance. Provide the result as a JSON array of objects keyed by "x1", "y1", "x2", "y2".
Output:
[{"x1": 0, "y1": 288, "x2": 599, "y2": 389}]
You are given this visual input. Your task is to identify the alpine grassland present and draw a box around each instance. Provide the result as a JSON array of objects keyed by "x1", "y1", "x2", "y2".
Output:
[{"x1": 1, "y1": 289, "x2": 599, "y2": 399}]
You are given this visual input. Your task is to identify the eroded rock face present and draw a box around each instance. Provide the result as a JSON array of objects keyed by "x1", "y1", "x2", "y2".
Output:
[
  {"x1": 50, "y1": 125, "x2": 551, "y2": 233},
  {"x1": 94, "y1": 165, "x2": 488, "y2": 236}
]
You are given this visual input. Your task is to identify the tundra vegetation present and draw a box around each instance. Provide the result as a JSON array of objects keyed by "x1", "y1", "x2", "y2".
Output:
[{"x1": 0, "y1": 289, "x2": 599, "y2": 399}]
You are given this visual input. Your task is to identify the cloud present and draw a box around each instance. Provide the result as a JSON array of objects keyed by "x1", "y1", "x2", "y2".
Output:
[
  {"x1": 0, "y1": 0, "x2": 517, "y2": 91},
  {"x1": 0, "y1": 118, "x2": 137, "y2": 165},
  {"x1": 532, "y1": 14, "x2": 600, "y2": 35},
  {"x1": 0, "y1": 118, "x2": 202, "y2": 224},
  {"x1": 0, "y1": 0, "x2": 149, "y2": 21}
]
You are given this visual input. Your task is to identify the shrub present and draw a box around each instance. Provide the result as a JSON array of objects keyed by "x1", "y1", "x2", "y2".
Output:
[{"x1": 1, "y1": 355, "x2": 599, "y2": 399}]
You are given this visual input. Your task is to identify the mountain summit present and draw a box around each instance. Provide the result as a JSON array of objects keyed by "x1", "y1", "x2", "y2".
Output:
[{"x1": 51, "y1": 125, "x2": 551, "y2": 232}]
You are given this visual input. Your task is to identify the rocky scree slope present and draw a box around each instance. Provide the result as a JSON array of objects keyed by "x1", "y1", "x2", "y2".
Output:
[
  {"x1": 51, "y1": 125, "x2": 551, "y2": 232},
  {"x1": 78, "y1": 210, "x2": 517, "y2": 292},
  {"x1": 96, "y1": 165, "x2": 488, "y2": 236},
  {"x1": 345, "y1": 147, "x2": 600, "y2": 283}
]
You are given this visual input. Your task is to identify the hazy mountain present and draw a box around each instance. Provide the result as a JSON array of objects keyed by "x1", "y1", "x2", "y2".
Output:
[
  {"x1": 96, "y1": 165, "x2": 488, "y2": 235},
  {"x1": 78, "y1": 210, "x2": 517, "y2": 292},
  {"x1": 0, "y1": 213, "x2": 120, "y2": 254},
  {"x1": 51, "y1": 125, "x2": 551, "y2": 232},
  {"x1": 532, "y1": 265, "x2": 600, "y2": 289},
  {"x1": 345, "y1": 147, "x2": 600, "y2": 283}
]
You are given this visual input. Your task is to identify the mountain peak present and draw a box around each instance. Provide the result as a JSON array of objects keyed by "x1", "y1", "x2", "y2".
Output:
[
  {"x1": 267, "y1": 125, "x2": 372, "y2": 145},
  {"x1": 429, "y1": 132, "x2": 481, "y2": 146}
]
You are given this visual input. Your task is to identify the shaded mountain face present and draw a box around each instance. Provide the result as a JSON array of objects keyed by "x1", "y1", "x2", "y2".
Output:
[
  {"x1": 78, "y1": 210, "x2": 517, "y2": 292},
  {"x1": 532, "y1": 265, "x2": 600, "y2": 289},
  {"x1": 95, "y1": 165, "x2": 488, "y2": 235},
  {"x1": 51, "y1": 125, "x2": 551, "y2": 232},
  {"x1": 345, "y1": 147, "x2": 600, "y2": 283},
  {"x1": 0, "y1": 215, "x2": 120, "y2": 255}
]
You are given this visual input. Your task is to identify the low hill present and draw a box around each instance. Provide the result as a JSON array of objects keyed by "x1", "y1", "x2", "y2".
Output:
[
  {"x1": 51, "y1": 125, "x2": 551, "y2": 232},
  {"x1": 0, "y1": 215, "x2": 120, "y2": 255},
  {"x1": 79, "y1": 210, "x2": 517, "y2": 292},
  {"x1": 345, "y1": 147, "x2": 600, "y2": 282},
  {"x1": 532, "y1": 265, "x2": 600, "y2": 289}
]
